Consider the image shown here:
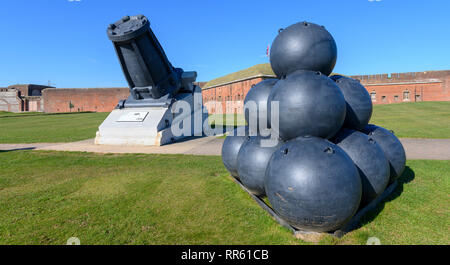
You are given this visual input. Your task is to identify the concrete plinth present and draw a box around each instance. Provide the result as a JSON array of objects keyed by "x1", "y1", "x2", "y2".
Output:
[{"x1": 95, "y1": 87, "x2": 208, "y2": 146}]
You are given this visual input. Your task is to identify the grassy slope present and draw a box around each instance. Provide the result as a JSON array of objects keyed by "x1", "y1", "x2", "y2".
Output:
[
  {"x1": 0, "y1": 150, "x2": 448, "y2": 245},
  {"x1": 204, "y1": 63, "x2": 275, "y2": 88},
  {"x1": 0, "y1": 112, "x2": 108, "y2": 143},
  {"x1": 203, "y1": 63, "x2": 342, "y2": 89}
]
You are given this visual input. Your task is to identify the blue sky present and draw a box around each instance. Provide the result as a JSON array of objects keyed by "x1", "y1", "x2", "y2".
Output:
[{"x1": 1, "y1": 0, "x2": 449, "y2": 87}]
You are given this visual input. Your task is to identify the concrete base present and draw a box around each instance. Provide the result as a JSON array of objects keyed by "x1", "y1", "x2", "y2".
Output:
[{"x1": 95, "y1": 87, "x2": 208, "y2": 146}]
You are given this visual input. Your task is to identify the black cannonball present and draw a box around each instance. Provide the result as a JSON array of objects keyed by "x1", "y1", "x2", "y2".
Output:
[
  {"x1": 270, "y1": 21, "x2": 337, "y2": 77},
  {"x1": 265, "y1": 137, "x2": 362, "y2": 232},
  {"x1": 237, "y1": 136, "x2": 282, "y2": 197},
  {"x1": 333, "y1": 129, "x2": 390, "y2": 206},
  {"x1": 244, "y1": 79, "x2": 278, "y2": 130},
  {"x1": 268, "y1": 70, "x2": 346, "y2": 140},
  {"x1": 331, "y1": 75, "x2": 373, "y2": 130},
  {"x1": 221, "y1": 127, "x2": 250, "y2": 178},
  {"x1": 361, "y1": 125, "x2": 406, "y2": 183}
]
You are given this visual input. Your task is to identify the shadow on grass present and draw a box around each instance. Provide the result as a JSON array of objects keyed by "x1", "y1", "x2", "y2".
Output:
[
  {"x1": 0, "y1": 147, "x2": 36, "y2": 153},
  {"x1": 209, "y1": 114, "x2": 244, "y2": 134},
  {"x1": 356, "y1": 166, "x2": 415, "y2": 229},
  {"x1": 210, "y1": 123, "x2": 240, "y2": 135}
]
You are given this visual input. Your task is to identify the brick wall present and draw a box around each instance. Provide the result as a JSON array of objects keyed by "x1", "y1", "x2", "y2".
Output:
[
  {"x1": 21, "y1": 70, "x2": 450, "y2": 114},
  {"x1": 352, "y1": 70, "x2": 450, "y2": 105},
  {"x1": 202, "y1": 76, "x2": 268, "y2": 114},
  {"x1": 352, "y1": 70, "x2": 450, "y2": 87},
  {"x1": 7, "y1": 84, "x2": 52, "y2": 97},
  {"x1": 202, "y1": 70, "x2": 450, "y2": 114},
  {"x1": 42, "y1": 87, "x2": 129, "y2": 113},
  {"x1": 364, "y1": 82, "x2": 450, "y2": 104},
  {"x1": 25, "y1": 96, "x2": 44, "y2": 112}
]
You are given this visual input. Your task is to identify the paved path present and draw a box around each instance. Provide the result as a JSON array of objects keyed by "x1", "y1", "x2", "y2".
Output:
[
  {"x1": 1, "y1": 137, "x2": 449, "y2": 160},
  {"x1": 0, "y1": 137, "x2": 224, "y2": 156},
  {"x1": 398, "y1": 138, "x2": 450, "y2": 160}
]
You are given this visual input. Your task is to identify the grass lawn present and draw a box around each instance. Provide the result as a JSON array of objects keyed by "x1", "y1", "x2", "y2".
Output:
[
  {"x1": 0, "y1": 150, "x2": 448, "y2": 245},
  {"x1": 0, "y1": 101, "x2": 448, "y2": 144},
  {"x1": 0, "y1": 111, "x2": 47, "y2": 117},
  {"x1": 370, "y1": 101, "x2": 450, "y2": 139},
  {"x1": 209, "y1": 113, "x2": 247, "y2": 128},
  {"x1": 0, "y1": 112, "x2": 109, "y2": 143}
]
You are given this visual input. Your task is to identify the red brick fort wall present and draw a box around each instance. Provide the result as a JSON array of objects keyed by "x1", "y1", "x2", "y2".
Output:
[
  {"x1": 39, "y1": 70, "x2": 450, "y2": 114},
  {"x1": 202, "y1": 70, "x2": 450, "y2": 114},
  {"x1": 43, "y1": 87, "x2": 129, "y2": 113}
]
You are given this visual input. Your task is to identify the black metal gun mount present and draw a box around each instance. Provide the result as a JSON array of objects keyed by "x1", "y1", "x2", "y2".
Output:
[{"x1": 107, "y1": 15, "x2": 197, "y2": 108}]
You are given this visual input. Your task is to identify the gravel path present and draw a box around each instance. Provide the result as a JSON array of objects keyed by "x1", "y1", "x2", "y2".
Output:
[{"x1": 1, "y1": 137, "x2": 449, "y2": 160}]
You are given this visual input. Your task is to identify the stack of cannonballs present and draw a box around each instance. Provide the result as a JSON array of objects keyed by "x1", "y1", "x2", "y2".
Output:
[{"x1": 222, "y1": 21, "x2": 406, "y2": 233}]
